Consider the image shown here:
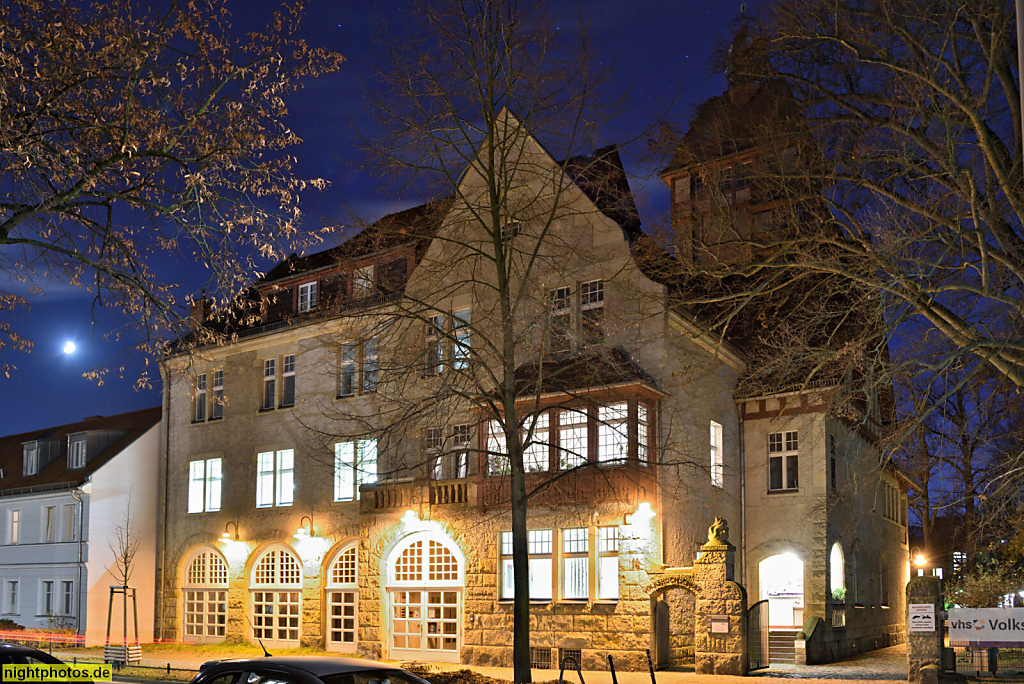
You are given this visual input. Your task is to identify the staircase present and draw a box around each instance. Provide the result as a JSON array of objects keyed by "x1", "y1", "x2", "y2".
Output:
[{"x1": 768, "y1": 629, "x2": 800, "y2": 664}]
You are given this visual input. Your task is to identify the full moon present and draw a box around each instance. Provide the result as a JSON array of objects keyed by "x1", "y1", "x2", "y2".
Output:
[{"x1": 63, "y1": 341, "x2": 76, "y2": 354}]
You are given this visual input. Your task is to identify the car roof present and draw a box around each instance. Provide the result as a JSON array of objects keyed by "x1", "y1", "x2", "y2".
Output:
[
  {"x1": 204, "y1": 657, "x2": 411, "y2": 678},
  {"x1": 0, "y1": 644, "x2": 49, "y2": 655}
]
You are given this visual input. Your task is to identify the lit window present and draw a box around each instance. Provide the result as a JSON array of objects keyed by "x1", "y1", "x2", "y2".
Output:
[
  {"x1": 256, "y1": 450, "x2": 293, "y2": 508},
  {"x1": 362, "y1": 337, "x2": 378, "y2": 392},
  {"x1": 334, "y1": 440, "x2": 377, "y2": 501},
  {"x1": 499, "y1": 530, "x2": 553, "y2": 600},
  {"x1": 548, "y1": 287, "x2": 572, "y2": 353},
  {"x1": 710, "y1": 420, "x2": 724, "y2": 488},
  {"x1": 262, "y1": 359, "x2": 276, "y2": 411},
  {"x1": 8, "y1": 510, "x2": 19, "y2": 545},
  {"x1": 297, "y1": 282, "x2": 318, "y2": 312},
  {"x1": 64, "y1": 505, "x2": 77, "y2": 542},
  {"x1": 488, "y1": 421, "x2": 509, "y2": 475},
  {"x1": 580, "y1": 280, "x2": 604, "y2": 345},
  {"x1": 426, "y1": 428, "x2": 444, "y2": 479},
  {"x1": 188, "y1": 458, "x2": 222, "y2": 513},
  {"x1": 22, "y1": 443, "x2": 38, "y2": 477},
  {"x1": 597, "y1": 526, "x2": 619, "y2": 600},
  {"x1": 559, "y1": 409, "x2": 588, "y2": 469},
  {"x1": 281, "y1": 354, "x2": 296, "y2": 407},
  {"x1": 183, "y1": 548, "x2": 228, "y2": 641},
  {"x1": 327, "y1": 545, "x2": 359, "y2": 649},
  {"x1": 638, "y1": 404, "x2": 649, "y2": 465},
  {"x1": 598, "y1": 403, "x2": 628, "y2": 465},
  {"x1": 194, "y1": 373, "x2": 207, "y2": 422},
  {"x1": 43, "y1": 506, "x2": 56, "y2": 542},
  {"x1": 67, "y1": 434, "x2": 87, "y2": 470},
  {"x1": 210, "y1": 370, "x2": 224, "y2": 420},
  {"x1": 768, "y1": 431, "x2": 799, "y2": 491},
  {"x1": 562, "y1": 528, "x2": 588, "y2": 600},
  {"x1": 453, "y1": 309, "x2": 471, "y2": 370},
  {"x1": 523, "y1": 413, "x2": 549, "y2": 473},
  {"x1": 353, "y1": 265, "x2": 375, "y2": 298},
  {"x1": 339, "y1": 342, "x2": 356, "y2": 397},
  {"x1": 449, "y1": 424, "x2": 471, "y2": 479},
  {"x1": 251, "y1": 548, "x2": 302, "y2": 643},
  {"x1": 426, "y1": 314, "x2": 444, "y2": 375}
]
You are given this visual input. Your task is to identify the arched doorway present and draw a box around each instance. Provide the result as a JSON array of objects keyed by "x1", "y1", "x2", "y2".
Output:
[
  {"x1": 325, "y1": 542, "x2": 358, "y2": 652},
  {"x1": 385, "y1": 531, "x2": 464, "y2": 662},
  {"x1": 182, "y1": 547, "x2": 228, "y2": 643},
  {"x1": 250, "y1": 546, "x2": 302, "y2": 648},
  {"x1": 759, "y1": 553, "x2": 804, "y2": 628}
]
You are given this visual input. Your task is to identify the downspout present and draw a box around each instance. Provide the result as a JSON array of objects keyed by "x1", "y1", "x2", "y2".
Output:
[
  {"x1": 155, "y1": 366, "x2": 171, "y2": 641},
  {"x1": 739, "y1": 405, "x2": 746, "y2": 586},
  {"x1": 70, "y1": 488, "x2": 84, "y2": 637}
]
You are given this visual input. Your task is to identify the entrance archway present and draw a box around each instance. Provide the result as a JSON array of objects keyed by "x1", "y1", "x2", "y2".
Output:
[
  {"x1": 759, "y1": 553, "x2": 804, "y2": 628},
  {"x1": 385, "y1": 531, "x2": 464, "y2": 662}
]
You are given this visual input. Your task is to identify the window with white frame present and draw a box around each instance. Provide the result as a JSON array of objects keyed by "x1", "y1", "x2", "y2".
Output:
[
  {"x1": 768, "y1": 431, "x2": 799, "y2": 491},
  {"x1": 548, "y1": 287, "x2": 573, "y2": 353},
  {"x1": 353, "y1": 265, "x2": 375, "y2": 298},
  {"x1": 580, "y1": 280, "x2": 604, "y2": 345},
  {"x1": 453, "y1": 309, "x2": 471, "y2": 370},
  {"x1": 61, "y1": 581, "x2": 73, "y2": 616},
  {"x1": 5, "y1": 580, "x2": 17, "y2": 614},
  {"x1": 297, "y1": 281, "x2": 318, "y2": 312},
  {"x1": 598, "y1": 403, "x2": 628, "y2": 465},
  {"x1": 8, "y1": 510, "x2": 19, "y2": 545},
  {"x1": 500, "y1": 220, "x2": 522, "y2": 243},
  {"x1": 333, "y1": 440, "x2": 377, "y2": 502},
  {"x1": 251, "y1": 548, "x2": 302, "y2": 644},
  {"x1": 326, "y1": 544, "x2": 359, "y2": 650},
  {"x1": 562, "y1": 528, "x2": 588, "y2": 600},
  {"x1": 710, "y1": 421, "x2": 724, "y2": 488},
  {"x1": 64, "y1": 505, "x2": 77, "y2": 542},
  {"x1": 281, "y1": 354, "x2": 296, "y2": 407},
  {"x1": 448, "y1": 424, "x2": 471, "y2": 479},
  {"x1": 559, "y1": 409, "x2": 588, "y2": 469},
  {"x1": 499, "y1": 529, "x2": 553, "y2": 601},
  {"x1": 362, "y1": 337, "x2": 378, "y2": 392},
  {"x1": 210, "y1": 370, "x2": 224, "y2": 420},
  {"x1": 41, "y1": 580, "x2": 54, "y2": 616},
  {"x1": 523, "y1": 413, "x2": 549, "y2": 473},
  {"x1": 597, "y1": 526, "x2": 619, "y2": 600},
  {"x1": 188, "y1": 458, "x2": 223, "y2": 513},
  {"x1": 427, "y1": 427, "x2": 444, "y2": 479},
  {"x1": 426, "y1": 314, "x2": 444, "y2": 375},
  {"x1": 183, "y1": 548, "x2": 228, "y2": 641},
  {"x1": 488, "y1": 421, "x2": 509, "y2": 475},
  {"x1": 256, "y1": 449, "x2": 293, "y2": 508},
  {"x1": 638, "y1": 404, "x2": 649, "y2": 465},
  {"x1": 339, "y1": 342, "x2": 357, "y2": 397},
  {"x1": 23, "y1": 443, "x2": 38, "y2": 477},
  {"x1": 261, "y1": 359, "x2": 276, "y2": 411},
  {"x1": 67, "y1": 434, "x2": 87, "y2": 470},
  {"x1": 43, "y1": 506, "x2": 56, "y2": 542},
  {"x1": 194, "y1": 373, "x2": 207, "y2": 422}
]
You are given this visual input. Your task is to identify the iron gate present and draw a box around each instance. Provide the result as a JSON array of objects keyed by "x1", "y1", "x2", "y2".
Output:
[{"x1": 748, "y1": 599, "x2": 769, "y2": 671}]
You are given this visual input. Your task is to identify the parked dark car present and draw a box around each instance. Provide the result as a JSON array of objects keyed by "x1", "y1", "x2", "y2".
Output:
[
  {"x1": 0, "y1": 644, "x2": 68, "y2": 682},
  {"x1": 190, "y1": 657, "x2": 432, "y2": 684}
]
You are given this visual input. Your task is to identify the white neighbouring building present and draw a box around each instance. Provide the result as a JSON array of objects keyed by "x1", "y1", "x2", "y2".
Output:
[{"x1": 0, "y1": 407, "x2": 161, "y2": 645}]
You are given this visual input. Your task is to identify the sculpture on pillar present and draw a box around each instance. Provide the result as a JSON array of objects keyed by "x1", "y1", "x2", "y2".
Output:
[{"x1": 708, "y1": 517, "x2": 729, "y2": 545}]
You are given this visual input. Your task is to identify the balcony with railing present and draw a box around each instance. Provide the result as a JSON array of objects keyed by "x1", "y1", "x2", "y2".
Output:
[{"x1": 360, "y1": 478, "x2": 474, "y2": 513}]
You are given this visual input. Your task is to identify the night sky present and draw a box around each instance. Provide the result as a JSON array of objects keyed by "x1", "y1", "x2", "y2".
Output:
[{"x1": 0, "y1": 0, "x2": 765, "y2": 437}]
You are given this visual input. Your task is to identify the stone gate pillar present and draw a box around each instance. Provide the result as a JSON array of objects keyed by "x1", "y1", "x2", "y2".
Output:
[
  {"x1": 693, "y1": 518, "x2": 748, "y2": 675},
  {"x1": 906, "y1": 576, "x2": 943, "y2": 684}
]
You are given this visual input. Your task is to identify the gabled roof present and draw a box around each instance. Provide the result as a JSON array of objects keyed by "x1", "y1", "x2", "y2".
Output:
[{"x1": 0, "y1": 407, "x2": 161, "y2": 495}]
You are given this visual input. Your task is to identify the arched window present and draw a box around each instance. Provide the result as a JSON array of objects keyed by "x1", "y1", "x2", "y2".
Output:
[
  {"x1": 182, "y1": 547, "x2": 229, "y2": 642},
  {"x1": 326, "y1": 543, "x2": 358, "y2": 651},
  {"x1": 829, "y1": 543, "x2": 845, "y2": 600},
  {"x1": 250, "y1": 547, "x2": 302, "y2": 645}
]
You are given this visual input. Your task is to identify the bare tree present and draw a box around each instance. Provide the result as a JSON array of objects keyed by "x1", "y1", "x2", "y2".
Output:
[
  {"x1": 0, "y1": 0, "x2": 344, "y2": 380},
  {"x1": 108, "y1": 497, "x2": 142, "y2": 588}
]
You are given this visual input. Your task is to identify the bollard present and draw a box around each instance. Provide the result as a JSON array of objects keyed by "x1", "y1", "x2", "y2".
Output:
[
  {"x1": 646, "y1": 649, "x2": 657, "y2": 684},
  {"x1": 607, "y1": 655, "x2": 618, "y2": 684}
]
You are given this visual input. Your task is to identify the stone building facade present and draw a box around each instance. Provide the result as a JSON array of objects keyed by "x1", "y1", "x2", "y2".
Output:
[{"x1": 157, "y1": 113, "x2": 906, "y2": 668}]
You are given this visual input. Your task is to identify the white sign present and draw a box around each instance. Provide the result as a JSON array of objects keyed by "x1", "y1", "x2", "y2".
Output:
[
  {"x1": 950, "y1": 608, "x2": 1024, "y2": 647},
  {"x1": 909, "y1": 603, "x2": 936, "y2": 633},
  {"x1": 710, "y1": 616, "x2": 729, "y2": 634}
]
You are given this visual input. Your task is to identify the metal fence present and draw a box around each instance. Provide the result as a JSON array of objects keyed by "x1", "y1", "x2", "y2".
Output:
[{"x1": 948, "y1": 647, "x2": 1024, "y2": 678}]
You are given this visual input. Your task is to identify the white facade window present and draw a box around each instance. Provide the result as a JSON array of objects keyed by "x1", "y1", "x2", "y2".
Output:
[
  {"x1": 41, "y1": 580, "x2": 54, "y2": 616},
  {"x1": 638, "y1": 404, "x2": 649, "y2": 465},
  {"x1": 488, "y1": 421, "x2": 509, "y2": 475},
  {"x1": 327, "y1": 545, "x2": 359, "y2": 650},
  {"x1": 768, "y1": 431, "x2": 799, "y2": 491},
  {"x1": 580, "y1": 280, "x2": 604, "y2": 345},
  {"x1": 43, "y1": 506, "x2": 56, "y2": 542},
  {"x1": 427, "y1": 427, "x2": 444, "y2": 479},
  {"x1": 426, "y1": 314, "x2": 444, "y2": 376},
  {"x1": 210, "y1": 370, "x2": 224, "y2": 420},
  {"x1": 281, "y1": 354, "x2": 296, "y2": 407},
  {"x1": 64, "y1": 505, "x2": 77, "y2": 542},
  {"x1": 5, "y1": 580, "x2": 17, "y2": 615},
  {"x1": 194, "y1": 373, "x2": 207, "y2": 422},
  {"x1": 61, "y1": 581, "x2": 74, "y2": 616},
  {"x1": 598, "y1": 403, "x2": 628, "y2": 465},
  {"x1": 562, "y1": 528, "x2": 588, "y2": 600},
  {"x1": 262, "y1": 359, "x2": 276, "y2": 411},
  {"x1": 499, "y1": 529, "x2": 553, "y2": 601},
  {"x1": 256, "y1": 450, "x2": 294, "y2": 508},
  {"x1": 23, "y1": 444, "x2": 38, "y2": 476},
  {"x1": 597, "y1": 526, "x2": 619, "y2": 600},
  {"x1": 183, "y1": 548, "x2": 228, "y2": 641},
  {"x1": 339, "y1": 342, "x2": 357, "y2": 397},
  {"x1": 559, "y1": 409, "x2": 588, "y2": 469},
  {"x1": 710, "y1": 420, "x2": 724, "y2": 488},
  {"x1": 523, "y1": 413, "x2": 549, "y2": 473},
  {"x1": 548, "y1": 286, "x2": 573, "y2": 353},
  {"x1": 453, "y1": 309, "x2": 471, "y2": 370},
  {"x1": 353, "y1": 265, "x2": 375, "y2": 297},
  {"x1": 362, "y1": 337, "x2": 378, "y2": 392},
  {"x1": 251, "y1": 548, "x2": 302, "y2": 644},
  {"x1": 188, "y1": 458, "x2": 222, "y2": 513},
  {"x1": 334, "y1": 440, "x2": 377, "y2": 502},
  {"x1": 68, "y1": 434, "x2": 87, "y2": 469},
  {"x1": 297, "y1": 282, "x2": 318, "y2": 312},
  {"x1": 8, "y1": 510, "x2": 19, "y2": 545}
]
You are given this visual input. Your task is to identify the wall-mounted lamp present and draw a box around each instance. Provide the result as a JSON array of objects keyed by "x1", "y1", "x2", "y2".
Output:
[
  {"x1": 401, "y1": 509, "x2": 420, "y2": 527},
  {"x1": 294, "y1": 515, "x2": 315, "y2": 539},
  {"x1": 220, "y1": 521, "x2": 240, "y2": 542},
  {"x1": 625, "y1": 501, "x2": 657, "y2": 526}
]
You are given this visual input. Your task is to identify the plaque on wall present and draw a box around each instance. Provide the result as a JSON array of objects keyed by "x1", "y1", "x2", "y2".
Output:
[{"x1": 710, "y1": 615, "x2": 729, "y2": 634}]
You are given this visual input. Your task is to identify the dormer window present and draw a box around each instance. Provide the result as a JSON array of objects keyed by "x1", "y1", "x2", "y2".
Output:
[
  {"x1": 353, "y1": 265, "x2": 375, "y2": 298},
  {"x1": 22, "y1": 443, "x2": 38, "y2": 477},
  {"x1": 68, "y1": 434, "x2": 87, "y2": 470},
  {"x1": 298, "y1": 282, "x2": 318, "y2": 312}
]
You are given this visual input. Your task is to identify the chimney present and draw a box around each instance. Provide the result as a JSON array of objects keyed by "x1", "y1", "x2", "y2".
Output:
[{"x1": 190, "y1": 293, "x2": 212, "y2": 330}]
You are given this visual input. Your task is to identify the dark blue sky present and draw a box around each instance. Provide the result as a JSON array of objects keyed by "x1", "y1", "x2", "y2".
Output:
[{"x1": 0, "y1": 0, "x2": 764, "y2": 437}]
